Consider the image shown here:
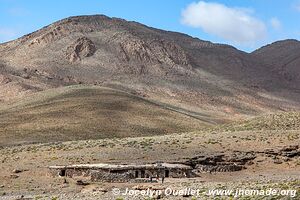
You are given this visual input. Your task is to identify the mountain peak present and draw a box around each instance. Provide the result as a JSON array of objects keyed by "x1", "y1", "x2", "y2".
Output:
[
  {"x1": 254, "y1": 39, "x2": 300, "y2": 54},
  {"x1": 0, "y1": 15, "x2": 299, "y2": 116}
]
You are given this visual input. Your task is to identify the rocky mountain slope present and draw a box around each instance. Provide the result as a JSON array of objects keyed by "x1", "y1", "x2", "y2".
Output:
[
  {"x1": 253, "y1": 39, "x2": 300, "y2": 89},
  {"x1": 0, "y1": 14, "x2": 299, "y2": 124}
]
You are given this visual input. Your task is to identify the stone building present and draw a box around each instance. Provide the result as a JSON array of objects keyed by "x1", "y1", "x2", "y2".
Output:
[{"x1": 49, "y1": 163, "x2": 195, "y2": 182}]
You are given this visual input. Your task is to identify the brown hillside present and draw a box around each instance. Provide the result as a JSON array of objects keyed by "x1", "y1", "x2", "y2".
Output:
[{"x1": 0, "y1": 15, "x2": 299, "y2": 122}]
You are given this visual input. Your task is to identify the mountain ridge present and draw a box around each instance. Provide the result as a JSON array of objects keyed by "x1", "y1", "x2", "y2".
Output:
[
  {"x1": 0, "y1": 14, "x2": 299, "y2": 122},
  {"x1": 2, "y1": 15, "x2": 298, "y2": 53}
]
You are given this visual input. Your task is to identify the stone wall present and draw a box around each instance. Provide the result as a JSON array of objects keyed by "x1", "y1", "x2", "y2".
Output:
[
  {"x1": 91, "y1": 170, "x2": 133, "y2": 182},
  {"x1": 48, "y1": 165, "x2": 195, "y2": 182}
]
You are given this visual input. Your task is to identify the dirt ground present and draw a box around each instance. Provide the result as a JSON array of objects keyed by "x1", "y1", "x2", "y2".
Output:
[{"x1": 0, "y1": 130, "x2": 299, "y2": 199}]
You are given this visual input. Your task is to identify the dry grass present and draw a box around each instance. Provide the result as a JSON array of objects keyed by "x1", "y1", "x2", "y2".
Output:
[
  {"x1": 209, "y1": 112, "x2": 300, "y2": 132},
  {"x1": 0, "y1": 85, "x2": 209, "y2": 146}
]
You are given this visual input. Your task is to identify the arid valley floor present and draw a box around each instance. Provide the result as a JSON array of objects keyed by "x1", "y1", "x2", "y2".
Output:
[{"x1": 0, "y1": 110, "x2": 299, "y2": 199}]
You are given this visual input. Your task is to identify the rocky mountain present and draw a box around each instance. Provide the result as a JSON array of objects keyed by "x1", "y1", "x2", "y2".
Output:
[
  {"x1": 0, "y1": 15, "x2": 299, "y2": 122},
  {"x1": 253, "y1": 39, "x2": 300, "y2": 89}
]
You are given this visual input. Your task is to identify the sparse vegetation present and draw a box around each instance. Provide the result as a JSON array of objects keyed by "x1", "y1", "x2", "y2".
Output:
[
  {"x1": 0, "y1": 86, "x2": 207, "y2": 146},
  {"x1": 210, "y1": 112, "x2": 300, "y2": 132}
]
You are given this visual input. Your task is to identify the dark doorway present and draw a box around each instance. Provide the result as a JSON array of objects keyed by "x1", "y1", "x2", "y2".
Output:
[
  {"x1": 59, "y1": 169, "x2": 66, "y2": 177},
  {"x1": 141, "y1": 170, "x2": 145, "y2": 178},
  {"x1": 135, "y1": 171, "x2": 139, "y2": 178},
  {"x1": 165, "y1": 170, "x2": 169, "y2": 178}
]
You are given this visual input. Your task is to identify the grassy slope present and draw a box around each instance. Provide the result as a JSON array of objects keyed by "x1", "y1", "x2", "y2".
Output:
[
  {"x1": 0, "y1": 85, "x2": 210, "y2": 146},
  {"x1": 210, "y1": 112, "x2": 300, "y2": 132}
]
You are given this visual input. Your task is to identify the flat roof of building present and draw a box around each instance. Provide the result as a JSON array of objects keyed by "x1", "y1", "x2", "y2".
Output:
[{"x1": 49, "y1": 163, "x2": 192, "y2": 170}]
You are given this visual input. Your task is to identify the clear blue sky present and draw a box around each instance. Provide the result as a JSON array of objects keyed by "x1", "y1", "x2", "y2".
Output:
[{"x1": 1, "y1": 0, "x2": 300, "y2": 52}]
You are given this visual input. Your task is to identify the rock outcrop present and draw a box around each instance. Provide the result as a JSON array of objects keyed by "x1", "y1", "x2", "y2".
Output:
[
  {"x1": 186, "y1": 152, "x2": 256, "y2": 173},
  {"x1": 261, "y1": 145, "x2": 300, "y2": 158},
  {"x1": 118, "y1": 36, "x2": 189, "y2": 67},
  {"x1": 186, "y1": 145, "x2": 300, "y2": 174},
  {"x1": 66, "y1": 37, "x2": 96, "y2": 62}
]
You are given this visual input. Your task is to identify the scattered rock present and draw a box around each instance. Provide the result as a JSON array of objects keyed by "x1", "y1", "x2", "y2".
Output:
[
  {"x1": 20, "y1": 74, "x2": 30, "y2": 79},
  {"x1": 15, "y1": 195, "x2": 24, "y2": 200},
  {"x1": 10, "y1": 174, "x2": 19, "y2": 179},
  {"x1": 282, "y1": 157, "x2": 291, "y2": 162},
  {"x1": 0, "y1": 76, "x2": 12, "y2": 84},
  {"x1": 81, "y1": 186, "x2": 97, "y2": 194},
  {"x1": 133, "y1": 185, "x2": 149, "y2": 190},
  {"x1": 273, "y1": 159, "x2": 283, "y2": 164},
  {"x1": 98, "y1": 188, "x2": 108, "y2": 193},
  {"x1": 76, "y1": 180, "x2": 89, "y2": 186},
  {"x1": 281, "y1": 145, "x2": 299, "y2": 152},
  {"x1": 12, "y1": 169, "x2": 23, "y2": 174},
  {"x1": 256, "y1": 158, "x2": 265, "y2": 162}
]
